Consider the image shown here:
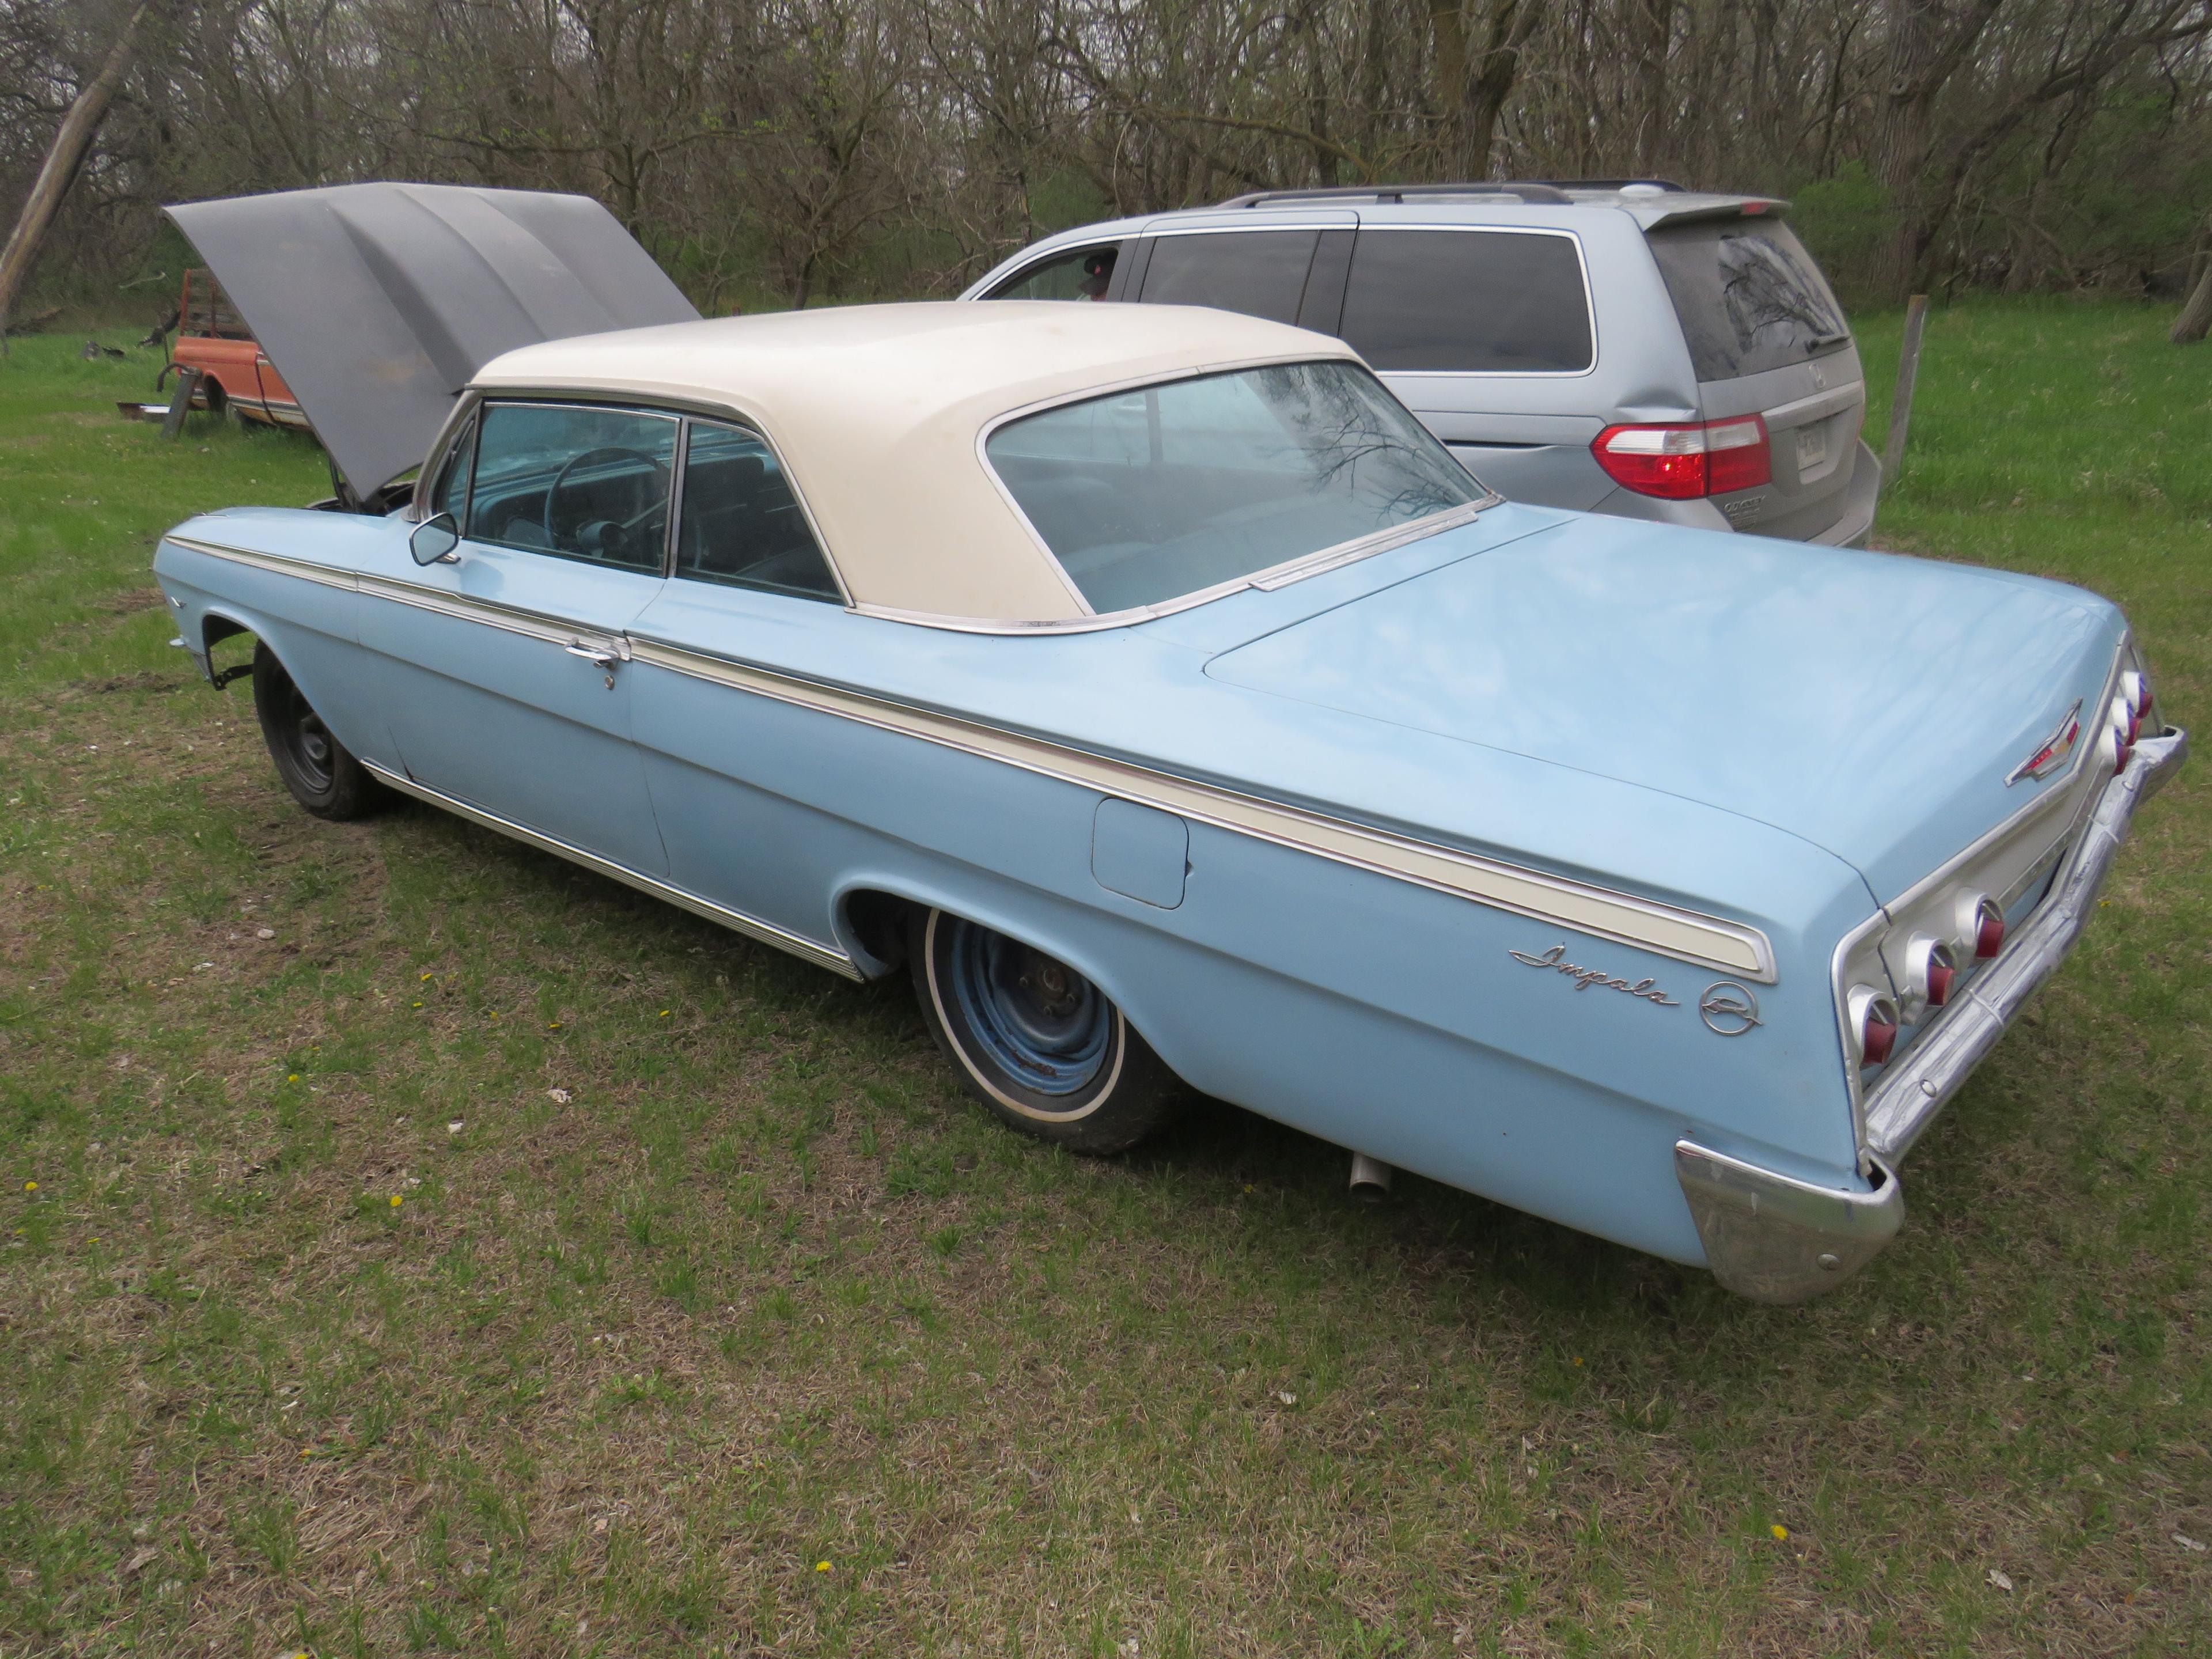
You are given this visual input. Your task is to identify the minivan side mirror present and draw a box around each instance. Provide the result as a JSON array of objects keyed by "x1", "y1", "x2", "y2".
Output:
[{"x1": 410, "y1": 512, "x2": 460, "y2": 565}]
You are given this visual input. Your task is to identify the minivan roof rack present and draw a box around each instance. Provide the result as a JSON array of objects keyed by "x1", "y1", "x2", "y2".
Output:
[
  {"x1": 1213, "y1": 179, "x2": 1696, "y2": 209},
  {"x1": 1531, "y1": 177, "x2": 1688, "y2": 192},
  {"x1": 1215, "y1": 181, "x2": 1575, "y2": 208}
]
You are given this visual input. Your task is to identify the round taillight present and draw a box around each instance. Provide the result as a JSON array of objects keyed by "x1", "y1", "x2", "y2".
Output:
[
  {"x1": 1925, "y1": 952, "x2": 1956, "y2": 1008},
  {"x1": 2120, "y1": 669, "x2": 2150, "y2": 718},
  {"x1": 1847, "y1": 985, "x2": 1900, "y2": 1067},
  {"x1": 1903, "y1": 933, "x2": 1957, "y2": 1014},
  {"x1": 1952, "y1": 892, "x2": 2003, "y2": 959},
  {"x1": 1855, "y1": 990, "x2": 1900, "y2": 1066}
]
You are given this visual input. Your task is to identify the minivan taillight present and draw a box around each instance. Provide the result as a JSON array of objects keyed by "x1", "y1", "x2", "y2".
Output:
[{"x1": 1590, "y1": 416, "x2": 1771, "y2": 500}]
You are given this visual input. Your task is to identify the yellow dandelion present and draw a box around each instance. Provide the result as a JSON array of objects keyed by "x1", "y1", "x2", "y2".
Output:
[
  {"x1": 421, "y1": 972, "x2": 433, "y2": 981},
  {"x1": 548, "y1": 1021, "x2": 562, "y2": 1030},
  {"x1": 287, "y1": 1074, "x2": 299, "y2": 1083},
  {"x1": 1770, "y1": 1524, "x2": 1789, "y2": 1541},
  {"x1": 412, "y1": 1001, "x2": 423, "y2": 1009},
  {"x1": 389, "y1": 1195, "x2": 403, "y2": 1209},
  {"x1": 815, "y1": 1560, "x2": 831, "y2": 1573},
  {"x1": 658, "y1": 1010, "x2": 670, "y2": 1018},
  {"x1": 1572, "y1": 1356, "x2": 1584, "y2": 1366}
]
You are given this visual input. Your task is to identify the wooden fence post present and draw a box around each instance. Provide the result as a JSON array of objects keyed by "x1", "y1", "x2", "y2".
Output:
[
  {"x1": 159, "y1": 366, "x2": 200, "y2": 440},
  {"x1": 1881, "y1": 294, "x2": 1930, "y2": 490}
]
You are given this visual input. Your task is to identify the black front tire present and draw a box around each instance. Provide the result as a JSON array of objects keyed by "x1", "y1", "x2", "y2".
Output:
[
  {"x1": 250, "y1": 642, "x2": 384, "y2": 821},
  {"x1": 909, "y1": 907, "x2": 1183, "y2": 1156}
]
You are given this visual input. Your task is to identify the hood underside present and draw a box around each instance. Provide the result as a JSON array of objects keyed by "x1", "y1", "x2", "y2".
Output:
[
  {"x1": 165, "y1": 183, "x2": 699, "y2": 497},
  {"x1": 1203, "y1": 510, "x2": 2124, "y2": 903}
]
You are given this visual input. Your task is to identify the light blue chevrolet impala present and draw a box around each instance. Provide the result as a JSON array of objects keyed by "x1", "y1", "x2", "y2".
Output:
[{"x1": 153, "y1": 186, "x2": 2183, "y2": 1304}]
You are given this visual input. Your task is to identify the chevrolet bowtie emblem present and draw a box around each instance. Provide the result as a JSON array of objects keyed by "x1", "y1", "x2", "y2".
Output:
[{"x1": 2006, "y1": 700, "x2": 2082, "y2": 786}]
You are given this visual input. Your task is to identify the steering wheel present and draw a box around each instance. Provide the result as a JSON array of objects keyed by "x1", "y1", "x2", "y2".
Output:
[{"x1": 543, "y1": 445, "x2": 669, "y2": 558}]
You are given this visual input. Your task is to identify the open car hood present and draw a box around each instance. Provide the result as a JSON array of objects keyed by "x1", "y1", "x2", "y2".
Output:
[{"x1": 165, "y1": 183, "x2": 699, "y2": 498}]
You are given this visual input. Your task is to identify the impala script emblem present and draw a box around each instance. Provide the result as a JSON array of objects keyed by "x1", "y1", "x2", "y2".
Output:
[{"x1": 1508, "y1": 943, "x2": 1679, "y2": 1005}]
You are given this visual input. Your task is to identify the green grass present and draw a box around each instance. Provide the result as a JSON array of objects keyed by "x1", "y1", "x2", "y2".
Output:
[{"x1": 2, "y1": 302, "x2": 2207, "y2": 1657}]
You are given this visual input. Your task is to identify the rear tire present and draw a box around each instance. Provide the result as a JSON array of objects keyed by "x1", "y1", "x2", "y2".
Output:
[
  {"x1": 251, "y1": 642, "x2": 384, "y2": 821},
  {"x1": 910, "y1": 907, "x2": 1183, "y2": 1155}
]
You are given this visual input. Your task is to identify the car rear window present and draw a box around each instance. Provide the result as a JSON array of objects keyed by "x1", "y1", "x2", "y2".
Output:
[
  {"x1": 1137, "y1": 231, "x2": 1320, "y2": 324},
  {"x1": 1646, "y1": 218, "x2": 1850, "y2": 381},
  {"x1": 984, "y1": 361, "x2": 1481, "y2": 615},
  {"x1": 1338, "y1": 229, "x2": 1593, "y2": 373}
]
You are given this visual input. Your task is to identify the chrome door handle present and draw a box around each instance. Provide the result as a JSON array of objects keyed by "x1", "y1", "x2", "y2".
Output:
[{"x1": 565, "y1": 641, "x2": 621, "y2": 687}]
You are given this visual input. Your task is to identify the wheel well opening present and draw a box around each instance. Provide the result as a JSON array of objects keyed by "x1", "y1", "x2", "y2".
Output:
[
  {"x1": 839, "y1": 889, "x2": 916, "y2": 975},
  {"x1": 200, "y1": 615, "x2": 257, "y2": 689}
]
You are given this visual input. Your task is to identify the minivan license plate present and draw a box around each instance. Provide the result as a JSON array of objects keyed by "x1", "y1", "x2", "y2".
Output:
[{"x1": 1794, "y1": 425, "x2": 1828, "y2": 474}]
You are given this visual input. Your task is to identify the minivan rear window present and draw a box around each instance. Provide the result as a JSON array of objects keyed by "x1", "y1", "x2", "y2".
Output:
[
  {"x1": 1646, "y1": 218, "x2": 1850, "y2": 381},
  {"x1": 1338, "y1": 229, "x2": 1593, "y2": 373}
]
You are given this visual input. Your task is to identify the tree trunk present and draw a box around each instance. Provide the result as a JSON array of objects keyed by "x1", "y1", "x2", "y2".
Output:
[
  {"x1": 0, "y1": 2, "x2": 153, "y2": 343},
  {"x1": 2174, "y1": 270, "x2": 2212, "y2": 344},
  {"x1": 1428, "y1": 0, "x2": 1536, "y2": 179},
  {"x1": 2175, "y1": 225, "x2": 2212, "y2": 344}
]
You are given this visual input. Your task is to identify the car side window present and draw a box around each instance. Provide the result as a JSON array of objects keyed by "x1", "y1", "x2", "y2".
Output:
[
  {"x1": 430, "y1": 412, "x2": 477, "y2": 520},
  {"x1": 673, "y1": 421, "x2": 841, "y2": 602},
  {"x1": 465, "y1": 402, "x2": 677, "y2": 574},
  {"x1": 1337, "y1": 229, "x2": 1593, "y2": 373},
  {"x1": 987, "y1": 244, "x2": 1119, "y2": 301},
  {"x1": 1137, "y1": 231, "x2": 1320, "y2": 324}
]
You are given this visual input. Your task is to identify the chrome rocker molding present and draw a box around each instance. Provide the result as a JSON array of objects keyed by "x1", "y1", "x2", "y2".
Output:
[
  {"x1": 1677, "y1": 722, "x2": 2186, "y2": 1304},
  {"x1": 361, "y1": 760, "x2": 864, "y2": 980}
]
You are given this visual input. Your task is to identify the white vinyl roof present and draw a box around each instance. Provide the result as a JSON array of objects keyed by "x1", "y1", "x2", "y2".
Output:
[{"x1": 472, "y1": 301, "x2": 1363, "y2": 623}]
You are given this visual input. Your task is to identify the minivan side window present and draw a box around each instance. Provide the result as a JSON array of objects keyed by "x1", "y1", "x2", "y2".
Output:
[
  {"x1": 467, "y1": 402, "x2": 677, "y2": 573},
  {"x1": 1137, "y1": 231, "x2": 1320, "y2": 324},
  {"x1": 673, "y1": 421, "x2": 842, "y2": 602},
  {"x1": 1336, "y1": 229, "x2": 1593, "y2": 374},
  {"x1": 988, "y1": 244, "x2": 1119, "y2": 301}
]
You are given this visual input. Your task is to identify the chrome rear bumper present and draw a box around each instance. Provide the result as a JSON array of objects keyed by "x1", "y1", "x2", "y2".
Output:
[{"x1": 1678, "y1": 724, "x2": 2187, "y2": 1303}]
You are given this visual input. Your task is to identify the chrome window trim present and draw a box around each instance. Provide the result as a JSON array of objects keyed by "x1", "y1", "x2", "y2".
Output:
[
  {"x1": 671, "y1": 413, "x2": 854, "y2": 607},
  {"x1": 412, "y1": 391, "x2": 486, "y2": 522},
  {"x1": 434, "y1": 387, "x2": 855, "y2": 609},
  {"x1": 456, "y1": 399, "x2": 681, "y2": 570},
  {"x1": 361, "y1": 761, "x2": 862, "y2": 980},
  {"x1": 626, "y1": 637, "x2": 1778, "y2": 980},
  {"x1": 972, "y1": 355, "x2": 1499, "y2": 628},
  {"x1": 1336, "y1": 224, "x2": 1600, "y2": 380}
]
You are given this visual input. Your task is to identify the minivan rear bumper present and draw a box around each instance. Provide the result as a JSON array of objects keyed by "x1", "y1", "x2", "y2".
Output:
[{"x1": 1809, "y1": 440, "x2": 1881, "y2": 548}]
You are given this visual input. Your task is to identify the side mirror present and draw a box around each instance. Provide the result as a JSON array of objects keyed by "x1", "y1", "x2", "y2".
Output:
[{"x1": 410, "y1": 512, "x2": 460, "y2": 566}]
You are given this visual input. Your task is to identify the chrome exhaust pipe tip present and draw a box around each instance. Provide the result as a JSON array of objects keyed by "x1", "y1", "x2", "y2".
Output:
[{"x1": 1348, "y1": 1151, "x2": 1393, "y2": 1200}]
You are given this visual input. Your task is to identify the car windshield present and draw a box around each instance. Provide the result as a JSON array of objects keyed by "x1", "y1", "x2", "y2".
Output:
[{"x1": 984, "y1": 361, "x2": 1482, "y2": 614}]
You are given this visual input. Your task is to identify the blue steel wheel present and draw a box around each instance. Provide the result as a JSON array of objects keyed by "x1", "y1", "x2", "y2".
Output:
[{"x1": 911, "y1": 908, "x2": 1182, "y2": 1154}]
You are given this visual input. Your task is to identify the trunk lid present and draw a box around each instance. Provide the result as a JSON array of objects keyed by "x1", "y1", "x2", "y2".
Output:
[{"x1": 1202, "y1": 511, "x2": 2124, "y2": 903}]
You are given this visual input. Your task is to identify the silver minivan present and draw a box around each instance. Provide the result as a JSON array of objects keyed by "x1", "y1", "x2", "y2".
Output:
[{"x1": 962, "y1": 181, "x2": 1880, "y2": 546}]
